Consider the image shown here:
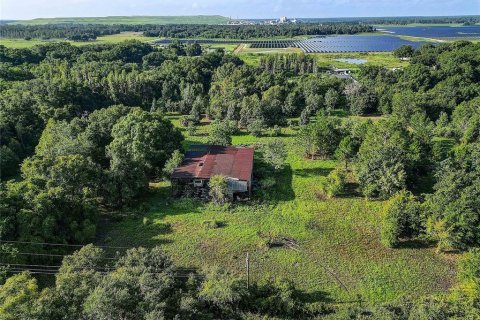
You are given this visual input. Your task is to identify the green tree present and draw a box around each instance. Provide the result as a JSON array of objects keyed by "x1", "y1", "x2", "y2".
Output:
[
  {"x1": 355, "y1": 119, "x2": 409, "y2": 199},
  {"x1": 318, "y1": 167, "x2": 346, "y2": 199},
  {"x1": 425, "y1": 143, "x2": 480, "y2": 251},
  {"x1": 263, "y1": 139, "x2": 287, "y2": 170},
  {"x1": 198, "y1": 266, "x2": 246, "y2": 312},
  {"x1": 335, "y1": 136, "x2": 356, "y2": 169},
  {"x1": 324, "y1": 88, "x2": 339, "y2": 114},
  {"x1": 393, "y1": 45, "x2": 415, "y2": 58},
  {"x1": 312, "y1": 116, "x2": 342, "y2": 159},
  {"x1": 0, "y1": 272, "x2": 38, "y2": 320},
  {"x1": 208, "y1": 121, "x2": 233, "y2": 146},
  {"x1": 163, "y1": 150, "x2": 184, "y2": 180},
  {"x1": 209, "y1": 175, "x2": 230, "y2": 205},
  {"x1": 247, "y1": 119, "x2": 264, "y2": 137},
  {"x1": 18, "y1": 154, "x2": 101, "y2": 243},
  {"x1": 108, "y1": 109, "x2": 183, "y2": 178},
  {"x1": 345, "y1": 82, "x2": 377, "y2": 115},
  {"x1": 381, "y1": 190, "x2": 421, "y2": 248}
]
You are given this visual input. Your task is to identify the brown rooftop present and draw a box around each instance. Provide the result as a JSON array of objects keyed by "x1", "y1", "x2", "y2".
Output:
[{"x1": 171, "y1": 145, "x2": 254, "y2": 181}]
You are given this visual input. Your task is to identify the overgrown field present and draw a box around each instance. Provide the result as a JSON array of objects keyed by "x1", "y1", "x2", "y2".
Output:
[{"x1": 102, "y1": 115, "x2": 456, "y2": 306}]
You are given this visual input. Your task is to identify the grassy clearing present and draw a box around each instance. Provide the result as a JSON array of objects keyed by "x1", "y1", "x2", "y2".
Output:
[
  {"x1": 7, "y1": 15, "x2": 230, "y2": 25},
  {"x1": 203, "y1": 44, "x2": 240, "y2": 53},
  {"x1": 0, "y1": 32, "x2": 158, "y2": 48},
  {"x1": 236, "y1": 51, "x2": 409, "y2": 69},
  {"x1": 313, "y1": 52, "x2": 409, "y2": 70},
  {"x1": 396, "y1": 35, "x2": 446, "y2": 43},
  {"x1": 101, "y1": 114, "x2": 456, "y2": 307}
]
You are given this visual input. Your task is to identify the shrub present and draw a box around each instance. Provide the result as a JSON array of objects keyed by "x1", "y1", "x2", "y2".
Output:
[
  {"x1": 248, "y1": 119, "x2": 264, "y2": 137},
  {"x1": 186, "y1": 124, "x2": 197, "y2": 136},
  {"x1": 381, "y1": 190, "x2": 421, "y2": 248},
  {"x1": 209, "y1": 175, "x2": 230, "y2": 205},
  {"x1": 263, "y1": 139, "x2": 287, "y2": 170},
  {"x1": 162, "y1": 150, "x2": 184, "y2": 180},
  {"x1": 270, "y1": 125, "x2": 282, "y2": 137},
  {"x1": 202, "y1": 220, "x2": 224, "y2": 229},
  {"x1": 287, "y1": 119, "x2": 299, "y2": 129},
  {"x1": 208, "y1": 121, "x2": 233, "y2": 146},
  {"x1": 317, "y1": 167, "x2": 346, "y2": 199}
]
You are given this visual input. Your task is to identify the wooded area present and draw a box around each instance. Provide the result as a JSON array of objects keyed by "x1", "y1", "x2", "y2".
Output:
[{"x1": 1, "y1": 38, "x2": 480, "y2": 319}]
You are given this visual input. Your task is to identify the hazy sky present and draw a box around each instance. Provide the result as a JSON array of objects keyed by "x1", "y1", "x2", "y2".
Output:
[{"x1": 1, "y1": 0, "x2": 478, "y2": 20}]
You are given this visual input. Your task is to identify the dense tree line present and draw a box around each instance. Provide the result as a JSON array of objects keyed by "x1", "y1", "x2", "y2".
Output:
[
  {"x1": 143, "y1": 23, "x2": 373, "y2": 39},
  {"x1": 0, "y1": 24, "x2": 123, "y2": 41},
  {"x1": 0, "y1": 23, "x2": 373, "y2": 41},
  {"x1": 337, "y1": 15, "x2": 480, "y2": 25}
]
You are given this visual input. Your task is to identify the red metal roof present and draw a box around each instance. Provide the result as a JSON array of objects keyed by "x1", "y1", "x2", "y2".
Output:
[{"x1": 171, "y1": 145, "x2": 254, "y2": 181}]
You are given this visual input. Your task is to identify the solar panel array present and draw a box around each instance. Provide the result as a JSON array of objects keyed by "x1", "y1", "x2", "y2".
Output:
[
  {"x1": 378, "y1": 26, "x2": 480, "y2": 39},
  {"x1": 155, "y1": 35, "x2": 430, "y2": 53},
  {"x1": 294, "y1": 35, "x2": 428, "y2": 53},
  {"x1": 249, "y1": 40, "x2": 296, "y2": 49},
  {"x1": 154, "y1": 39, "x2": 255, "y2": 45}
]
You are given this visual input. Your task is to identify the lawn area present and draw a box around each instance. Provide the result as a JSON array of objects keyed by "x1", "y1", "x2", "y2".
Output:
[
  {"x1": 0, "y1": 32, "x2": 159, "y2": 48},
  {"x1": 313, "y1": 52, "x2": 409, "y2": 69},
  {"x1": 101, "y1": 115, "x2": 457, "y2": 307}
]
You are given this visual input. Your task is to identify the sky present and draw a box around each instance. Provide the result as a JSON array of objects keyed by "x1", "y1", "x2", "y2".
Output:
[{"x1": 1, "y1": 0, "x2": 478, "y2": 20}]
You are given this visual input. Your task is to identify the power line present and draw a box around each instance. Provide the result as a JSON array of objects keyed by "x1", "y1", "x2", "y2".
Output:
[
  {"x1": 0, "y1": 262, "x2": 198, "y2": 274},
  {"x1": 13, "y1": 252, "x2": 118, "y2": 260},
  {"x1": 5, "y1": 268, "x2": 204, "y2": 278},
  {"x1": 0, "y1": 240, "x2": 130, "y2": 249}
]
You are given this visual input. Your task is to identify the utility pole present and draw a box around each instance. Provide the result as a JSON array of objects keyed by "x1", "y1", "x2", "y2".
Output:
[{"x1": 246, "y1": 252, "x2": 250, "y2": 290}]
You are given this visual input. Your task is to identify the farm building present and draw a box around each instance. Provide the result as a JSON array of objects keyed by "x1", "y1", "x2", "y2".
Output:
[{"x1": 171, "y1": 145, "x2": 254, "y2": 200}]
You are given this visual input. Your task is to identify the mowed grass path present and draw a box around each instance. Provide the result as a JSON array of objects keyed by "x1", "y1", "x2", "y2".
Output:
[{"x1": 102, "y1": 117, "x2": 456, "y2": 305}]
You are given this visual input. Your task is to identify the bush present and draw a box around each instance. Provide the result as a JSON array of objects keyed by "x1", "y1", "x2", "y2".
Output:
[
  {"x1": 209, "y1": 175, "x2": 230, "y2": 205},
  {"x1": 208, "y1": 121, "x2": 233, "y2": 146},
  {"x1": 202, "y1": 220, "x2": 224, "y2": 229},
  {"x1": 287, "y1": 119, "x2": 299, "y2": 129},
  {"x1": 317, "y1": 167, "x2": 346, "y2": 199},
  {"x1": 270, "y1": 125, "x2": 282, "y2": 137},
  {"x1": 248, "y1": 119, "x2": 264, "y2": 137},
  {"x1": 186, "y1": 124, "x2": 197, "y2": 136},
  {"x1": 162, "y1": 150, "x2": 184, "y2": 180},
  {"x1": 263, "y1": 139, "x2": 287, "y2": 170},
  {"x1": 381, "y1": 190, "x2": 421, "y2": 248}
]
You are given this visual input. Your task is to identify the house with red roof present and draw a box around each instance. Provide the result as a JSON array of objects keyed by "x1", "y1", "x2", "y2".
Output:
[{"x1": 171, "y1": 145, "x2": 254, "y2": 199}]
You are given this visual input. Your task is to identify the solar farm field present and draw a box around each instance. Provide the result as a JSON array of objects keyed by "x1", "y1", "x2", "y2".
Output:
[
  {"x1": 295, "y1": 35, "x2": 429, "y2": 52},
  {"x1": 377, "y1": 25, "x2": 480, "y2": 39},
  {"x1": 249, "y1": 40, "x2": 298, "y2": 48},
  {"x1": 156, "y1": 35, "x2": 429, "y2": 53}
]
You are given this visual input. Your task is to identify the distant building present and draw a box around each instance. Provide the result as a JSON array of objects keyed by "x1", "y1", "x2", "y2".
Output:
[
  {"x1": 279, "y1": 16, "x2": 288, "y2": 24},
  {"x1": 171, "y1": 145, "x2": 254, "y2": 199},
  {"x1": 326, "y1": 68, "x2": 353, "y2": 80}
]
